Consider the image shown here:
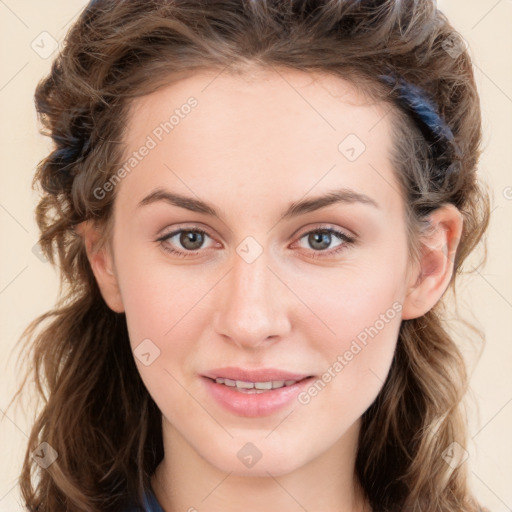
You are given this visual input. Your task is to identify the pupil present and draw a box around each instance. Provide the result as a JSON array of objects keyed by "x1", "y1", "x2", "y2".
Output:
[
  {"x1": 310, "y1": 231, "x2": 330, "y2": 250},
  {"x1": 181, "y1": 231, "x2": 203, "y2": 250}
]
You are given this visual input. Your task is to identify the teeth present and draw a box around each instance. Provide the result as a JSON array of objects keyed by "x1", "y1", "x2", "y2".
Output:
[
  {"x1": 236, "y1": 380, "x2": 254, "y2": 389},
  {"x1": 214, "y1": 377, "x2": 299, "y2": 390},
  {"x1": 254, "y1": 381, "x2": 272, "y2": 390}
]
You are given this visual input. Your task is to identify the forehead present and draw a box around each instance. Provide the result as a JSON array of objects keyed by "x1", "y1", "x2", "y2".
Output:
[
  {"x1": 124, "y1": 66, "x2": 389, "y2": 146},
  {"x1": 117, "y1": 67, "x2": 402, "y2": 219}
]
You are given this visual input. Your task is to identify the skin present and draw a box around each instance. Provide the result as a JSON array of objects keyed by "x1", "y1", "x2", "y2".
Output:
[{"x1": 79, "y1": 66, "x2": 463, "y2": 512}]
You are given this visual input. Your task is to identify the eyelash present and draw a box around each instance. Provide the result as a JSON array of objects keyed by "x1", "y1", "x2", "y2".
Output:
[{"x1": 156, "y1": 225, "x2": 356, "y2": 260}]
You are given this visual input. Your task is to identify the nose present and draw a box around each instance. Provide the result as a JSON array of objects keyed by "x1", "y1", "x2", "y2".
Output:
[{"x1": 212, "y1": 246, "x2": 292, "y2": 350}]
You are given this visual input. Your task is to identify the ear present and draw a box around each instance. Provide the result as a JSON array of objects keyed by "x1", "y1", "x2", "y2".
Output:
[
  {"x1": 75, "y1": 220, "x2": 125, "y2": 313},
  {"x1": 401, "y1": 203, "x2": 463, "y2": 320}
]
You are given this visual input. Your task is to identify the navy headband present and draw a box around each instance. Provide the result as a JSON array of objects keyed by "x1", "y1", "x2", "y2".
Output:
[
  {"x1": 378, "y1": 73, "x2": 455, "y2": 143},
  {"x1": 378, "y1": 73, "x2": 460, "y2": 177}
]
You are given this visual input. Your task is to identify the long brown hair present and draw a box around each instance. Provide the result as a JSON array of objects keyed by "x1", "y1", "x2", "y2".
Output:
[{"x1": 10, "y1": 1, "x2": 491, "y2": 510}]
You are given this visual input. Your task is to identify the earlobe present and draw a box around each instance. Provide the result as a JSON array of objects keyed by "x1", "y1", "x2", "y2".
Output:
[
  {"x1": 75, "y1": 220, "x2": 125, "y2": 313},
  {"x1": 401, "y1": 204, "x2": 463, "y2": 320}
]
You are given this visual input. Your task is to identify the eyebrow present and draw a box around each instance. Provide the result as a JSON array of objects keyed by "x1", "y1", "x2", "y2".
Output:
[{"x1": 137, "y1": 186, "x2": 380, "y2": 222}]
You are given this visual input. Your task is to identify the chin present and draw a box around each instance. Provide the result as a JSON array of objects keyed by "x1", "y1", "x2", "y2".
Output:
[{"x1": 202, "y1": 438, "x2": 309, "y2": 477}]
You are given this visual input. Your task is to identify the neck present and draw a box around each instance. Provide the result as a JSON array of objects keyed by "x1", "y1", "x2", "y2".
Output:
[{"x1": 151, "y1": 419, "x2": 370, "y2": 512}]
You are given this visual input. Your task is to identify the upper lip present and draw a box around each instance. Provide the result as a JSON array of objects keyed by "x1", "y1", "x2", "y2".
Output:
[{"x1": 202, "y1": 366, "x2": 312, "y2": 382}]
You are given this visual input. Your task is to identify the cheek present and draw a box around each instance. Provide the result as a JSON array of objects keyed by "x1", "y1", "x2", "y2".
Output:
[
  {"x1": 299, "y1": 253, "x2": 405, "y2": 346},
  {"x1": 296, "y1": 249, "x2": 405, "y2": 400},
  {"x1": 113, "y1": 237, "x2": 195, "y2": 344},
  {"x1": 296, "y1": 281, "x2": 402, "y2": 433},
  {"x1": 112, "y1": 242, "x2": 208, "y2": 399}
]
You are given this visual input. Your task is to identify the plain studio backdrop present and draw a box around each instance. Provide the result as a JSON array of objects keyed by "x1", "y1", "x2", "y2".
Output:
[{"x1": 0, "y1": 1, "x2": 511, "y2": 511}]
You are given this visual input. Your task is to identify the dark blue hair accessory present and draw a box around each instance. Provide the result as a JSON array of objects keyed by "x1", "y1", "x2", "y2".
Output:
[{"x1": 378, "y1": 72, "x2": 460, "y2": 175}]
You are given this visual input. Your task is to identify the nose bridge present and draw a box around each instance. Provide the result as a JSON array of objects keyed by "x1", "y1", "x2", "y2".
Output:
[{"x1": 212, "y1": 244, "x2": 291, "y2": 348}]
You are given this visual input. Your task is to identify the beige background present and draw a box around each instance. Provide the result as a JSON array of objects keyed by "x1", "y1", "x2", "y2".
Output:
[{"x1": 1, "y1": 1, "x2": 511, "y2": 510}]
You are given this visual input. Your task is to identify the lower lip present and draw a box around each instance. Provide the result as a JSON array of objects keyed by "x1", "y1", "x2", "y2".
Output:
[{"x1": 201, "y1": 376, "x2": 314, "y2": 417}]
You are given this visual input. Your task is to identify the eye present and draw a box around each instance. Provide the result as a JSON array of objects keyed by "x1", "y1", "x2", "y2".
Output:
[
  {"x1": 156, "y1": 227, "x2": 216, "y2": 258},
  {"x1": 294, "y1": 226, "x2": 356, "y2": 259}
]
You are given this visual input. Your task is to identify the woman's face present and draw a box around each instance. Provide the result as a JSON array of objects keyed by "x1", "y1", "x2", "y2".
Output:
[{"x1": 103, "y1": 68, "x2": 416, "y2": 476}]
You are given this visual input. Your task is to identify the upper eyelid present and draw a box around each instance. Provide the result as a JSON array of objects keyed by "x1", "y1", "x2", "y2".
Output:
[{"x1": 294, "y1": 225, "x2": 353, "y2": 238}]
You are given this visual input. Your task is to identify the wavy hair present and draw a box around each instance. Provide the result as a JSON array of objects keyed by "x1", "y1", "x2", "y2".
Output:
[{"x1": 10, "y1": 1, "x2": 491, "y2": 510}]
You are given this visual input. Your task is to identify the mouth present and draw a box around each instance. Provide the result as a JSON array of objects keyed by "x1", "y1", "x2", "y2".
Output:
[
  {"x1": 200, "y1": 368, "x2": 315, "y2": 417},
  {"x1": 203, "y1": 375, "x2": 312, "y2": 393}
]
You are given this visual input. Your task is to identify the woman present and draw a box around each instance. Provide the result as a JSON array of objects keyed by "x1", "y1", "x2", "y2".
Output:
[{"x1": 13, "y1": 0, "x2": 491, "y2": 511}]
